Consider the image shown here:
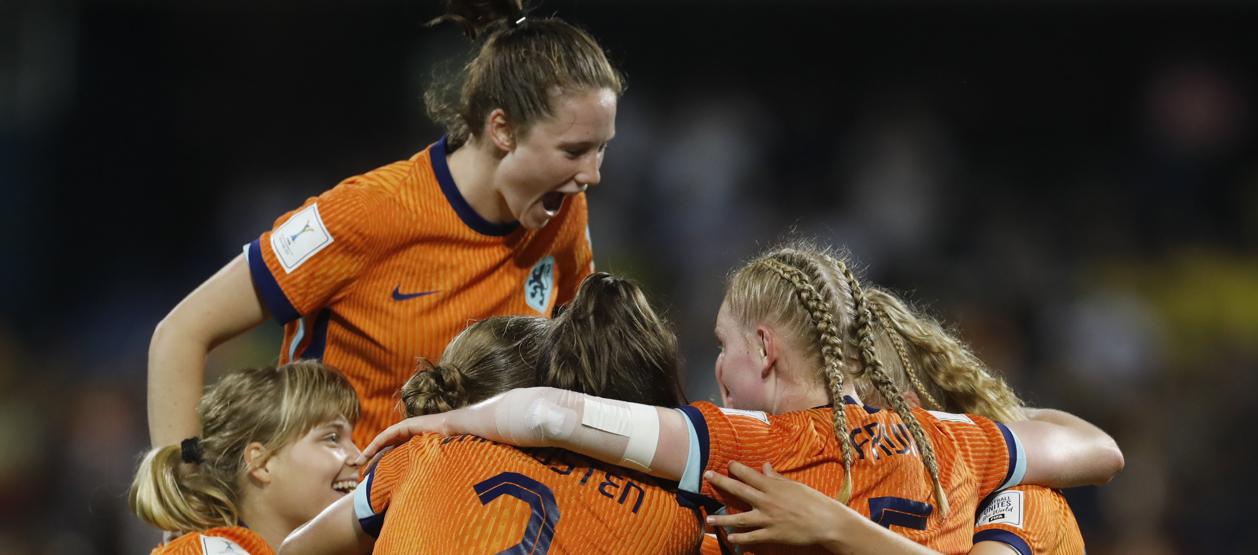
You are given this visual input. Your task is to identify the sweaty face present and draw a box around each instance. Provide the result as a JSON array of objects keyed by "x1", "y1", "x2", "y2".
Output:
[
  {"x1": 713, "y1": 299, "x2": 772, "y2": 411},
  {"x1": 261, "y1": 417, "x2": 362, "y2": 527},
  {"x1": 497, "y1": 87, "x2": 618, "y2": 230}
]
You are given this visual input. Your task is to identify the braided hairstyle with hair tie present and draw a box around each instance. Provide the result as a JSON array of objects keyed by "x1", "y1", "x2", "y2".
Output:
[
  {"x1": 872, "y1": 302, "x2": 943, "y2": 411},
  {"x1": 837, "y1": 261, "x2": 951, "y2": 516},
  {"x1": 758, "y1": 258, "x2": 855, "y2": 504}
]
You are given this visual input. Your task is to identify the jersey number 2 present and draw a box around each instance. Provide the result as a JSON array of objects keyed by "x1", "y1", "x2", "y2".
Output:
[
  {"x1": 474, "y1": 472, "x2": 560, "y2": 555},
  {"x1": 869, "y1": 496, "x2": 933, "y2": 530}
]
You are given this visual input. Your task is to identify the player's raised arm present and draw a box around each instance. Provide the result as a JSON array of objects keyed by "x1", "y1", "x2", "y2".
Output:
[
  {"x1": 360, "y1": 386, "x2": 692, "y2": 480},
  {"x1": 147, "y1": 253, "x2": 268, "y2": 446},
  {"x1": 1005, "y1": 407, "x2": 1124, "y2": 488}
]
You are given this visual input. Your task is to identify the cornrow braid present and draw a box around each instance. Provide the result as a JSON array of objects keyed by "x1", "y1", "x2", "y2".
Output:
[
  {"x1": 839, "y1": 262, "x2": 950, "y2": 516},
  {"x1": 873, "y1": 302, "x2": 942, "y2": 411},
  {"x1": 759, "y1": 258, "x2": 854, "y2": 504}
]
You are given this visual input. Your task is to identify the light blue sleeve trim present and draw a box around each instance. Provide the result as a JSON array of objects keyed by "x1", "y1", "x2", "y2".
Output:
[
  {"x1": 998, "y1": 426, "x2": 1028, "y2": 490},
  {"x1": 352, "y1": 472, "x2": 375, "y2": 520},
  {"x1": 679, "y1": 410, "x2": 703, "y2": 494},
  {"x1": 242, "y1": 242, "x2": 250, "y2": 260},
  {"x1": 287, "y1": 317, "x2": 306, "y2": 361}
]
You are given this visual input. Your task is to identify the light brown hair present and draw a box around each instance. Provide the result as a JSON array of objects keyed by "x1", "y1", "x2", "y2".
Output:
[
  {"x1": 426, "y1": 0, "x2": 625, "y2": 147},
  {"x1": 129, "y1": 361, "x2": 359, "y2": 532},
  {"x1": 402, "y1": 315, "x2": 548, "y2": 417}
]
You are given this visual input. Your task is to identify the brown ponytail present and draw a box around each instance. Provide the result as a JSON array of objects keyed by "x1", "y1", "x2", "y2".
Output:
[{"x1": 541, "y1": 272, "x2": 687, "y2": 407}]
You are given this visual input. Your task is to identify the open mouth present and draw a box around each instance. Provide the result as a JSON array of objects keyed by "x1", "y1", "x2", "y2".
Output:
[
  {"x1": 332, "y1": 479, "x2": 357, "y2": 494},
  {"x1": 540, "y1": 191, "x2": 565, "y2": 215}
]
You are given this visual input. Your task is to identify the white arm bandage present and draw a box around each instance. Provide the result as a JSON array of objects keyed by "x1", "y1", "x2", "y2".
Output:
[
  {"x1": 469, "y1": 387, "x2": 665, "y2": 472},
  {"x1": 582, "y1": 398, "x2": 660, "y2": 471},
  {"x1": 486, "y1": 387, "x2": 581, "y2": 446}
]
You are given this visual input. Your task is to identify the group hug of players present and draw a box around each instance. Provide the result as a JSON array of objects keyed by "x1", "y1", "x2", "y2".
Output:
[{"x1": 133, "y1": 2, "x2": 1124, "y2": 554}]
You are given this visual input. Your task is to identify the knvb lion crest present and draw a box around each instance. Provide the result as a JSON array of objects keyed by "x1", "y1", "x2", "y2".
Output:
[{"x1": 525, "y1": 255, "x2": 555, "y2": 314}]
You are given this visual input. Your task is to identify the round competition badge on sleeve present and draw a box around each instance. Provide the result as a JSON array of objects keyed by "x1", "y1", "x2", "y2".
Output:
[{"x1": 525, "y1": 255, "x2": 555, "y2": 313}]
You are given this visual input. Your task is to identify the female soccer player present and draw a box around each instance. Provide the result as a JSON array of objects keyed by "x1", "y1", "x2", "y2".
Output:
[
  {"x1": 704, "y1": 279, "x2": 1087, "y2": 554},
  {"x1": 148, "y1": 0, "x2": 624, "y2": 448},
  {"x1": 398, "y1": 314, "x2": 549, "y2": 418},
  {"x1": 281, "y1": 273, "x2": 703, "y2": 554},
  {"x1": 360, "y1": 244, "x2": 1124, "y2": 554},
  {"x1": 129, "y1": 361, "x2": 361, "y2": 554}
]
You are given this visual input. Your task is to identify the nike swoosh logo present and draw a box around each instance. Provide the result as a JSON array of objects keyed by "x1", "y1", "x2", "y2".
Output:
[{"x1": 392, "y1": 286, "x2": 439, "y2": 301}]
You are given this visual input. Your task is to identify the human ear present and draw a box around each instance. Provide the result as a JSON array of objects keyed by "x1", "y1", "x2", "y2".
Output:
[
  {"x1": 243, "y1": 442, "x2": 272, "y2": 485},
  {"x1": 486, "y1": 109, "x2": 515, "y2": 152},
  {"x1": 756, "y1": 326, "x2": 778, "y2": 378}
]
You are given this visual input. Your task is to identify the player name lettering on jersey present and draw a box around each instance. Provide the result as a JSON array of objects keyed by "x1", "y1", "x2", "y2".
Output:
[
  {"x1": 440, "y1": 436, "x2": 649, "y2": 514},
  {"x1": 849, "y1": 421, "x2": 916, "y2": 461}
]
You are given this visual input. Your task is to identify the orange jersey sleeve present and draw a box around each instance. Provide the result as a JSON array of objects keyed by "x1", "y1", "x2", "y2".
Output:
[
  {"x1": 246, "y1": 137, "x2": 594, "y2": 447},
  {"x1": 974, "y1": 485, "x2": 1085, "y2": 555},
  {"x1": 151, "y1": 527, "x2": 272, "y2": 555},
  {"x1": 355, "y1": 433, "x2": 702, "y2": 554},
  {"x1": 916, "y1": 408, "x2": 1024, "y2": 500},
  {"x1": 679, "y1": 400, "x2": 1023, "y2": 555}
]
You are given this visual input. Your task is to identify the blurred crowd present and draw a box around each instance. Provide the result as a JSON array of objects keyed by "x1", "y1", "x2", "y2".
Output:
[{"x1": 2, "y1": 1, "x2": 1256, "y2": 553}]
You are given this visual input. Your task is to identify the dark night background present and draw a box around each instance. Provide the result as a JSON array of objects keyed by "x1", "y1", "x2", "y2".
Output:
[{"x1": 2, "y1": 1, "x2": 1255, "y2": 552}]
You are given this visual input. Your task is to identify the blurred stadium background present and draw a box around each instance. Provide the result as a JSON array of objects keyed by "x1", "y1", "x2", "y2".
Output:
[{"x1": 2, "y1": 1, "x2": 1256, "y2": 553}]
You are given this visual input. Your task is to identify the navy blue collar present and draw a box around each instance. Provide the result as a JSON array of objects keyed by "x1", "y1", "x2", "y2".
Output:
[
  {"x1": 430, "y1": 135, "x2": 520, "y2": 237},
  {"x1": 811, "y1": 396, "x2": 882, "y2": 414}
]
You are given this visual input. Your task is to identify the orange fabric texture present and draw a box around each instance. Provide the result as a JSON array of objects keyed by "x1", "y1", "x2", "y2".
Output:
[
  {"x1": 249, "y1": 138, "x2": 593, "y2": 447},
  {"x1": 684, "y1": 401, "x2": 1020, "y2": 555},
  {"x1": 361, "y1": 433, "x2": 703, "y2": 554},
  {"x1": 149, "y1": 527, "x2": 272, "y2": 555},
  {"x1": 974, "y1": 485, "x2": 1085, "y2": 555}
]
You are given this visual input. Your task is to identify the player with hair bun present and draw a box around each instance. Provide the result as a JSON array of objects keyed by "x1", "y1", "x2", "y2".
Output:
[
  {"x1": 283, "y1": 273, "x2": 702, "y2": 554},
  {"x1": 400, "y1": 315, "x2": 549, "y2": 417},
  {"x1": 148, "y1": 0, "x2": 624, "y2": 449},
  {"x1": 129, "y1": 361, "x2": 361, "y2": 554}
]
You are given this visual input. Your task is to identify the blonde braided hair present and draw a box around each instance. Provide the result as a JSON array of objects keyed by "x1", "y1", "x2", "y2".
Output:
[
  {"x1": 756, "y1": 257, "x2": 856, "y2": 503},
  {"x1": 873, "y1": 302, "x2": 943, "y2": 411},
  {"x1": 835, "y1": 261, "x2": 950, "y2": 515}
]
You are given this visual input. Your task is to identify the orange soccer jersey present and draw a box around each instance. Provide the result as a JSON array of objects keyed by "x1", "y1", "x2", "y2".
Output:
[
  {"x1": 353, "y1": 434, "x2": 704, "y2": 554},
  {"x1": 974, "y1": 485, "x2": 1085, "y2": 555},
  {"x1": 247, "y1": 137, "x2": 594, "y2": 446},
  {"x1": 149, "y1": 527, "x2": 271, "y2": 555},
  {"x1": 679, "y1": 399, "x2": 1026, "y2": 555}
]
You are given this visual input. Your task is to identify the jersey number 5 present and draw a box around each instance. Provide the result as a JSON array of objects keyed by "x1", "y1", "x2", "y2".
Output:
[
  {"x1": 869, "y1": 496, "x2": 934, "y2": 530},
  {"x1": 474, "y1": 472, "x2": 560, "y2": 555}
]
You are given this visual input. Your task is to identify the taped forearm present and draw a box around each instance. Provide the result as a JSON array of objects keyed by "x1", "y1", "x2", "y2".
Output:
[{"x1": 447, "y1": 387, "x2": 688, "y2": 479}]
